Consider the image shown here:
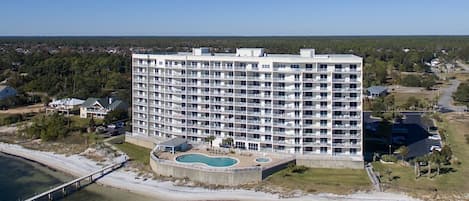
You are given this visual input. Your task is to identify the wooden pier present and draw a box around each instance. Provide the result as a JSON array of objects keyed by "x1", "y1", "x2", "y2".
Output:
[{"x1": 24, "y1": 160, "x2": 126, "y2": 201}]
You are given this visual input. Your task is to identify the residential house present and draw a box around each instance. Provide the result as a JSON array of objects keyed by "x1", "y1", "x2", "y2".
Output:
[
  {"x1": 366, "y1": 86, "x2": 388, "y2": 99},
  {"x1": 80, "y1": 97, "x2": 127, "y2": 119},
  {"x1": 0, "y1": 85, "x2": 17, "y2": 100},
  {"x1": 46, "y1": 98, "x2": 85, "y2": 115}
]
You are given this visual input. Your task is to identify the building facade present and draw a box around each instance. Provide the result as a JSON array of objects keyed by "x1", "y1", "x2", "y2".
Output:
[{"x1": 132, "y1": 48, "x2": 363, "y2": 157}]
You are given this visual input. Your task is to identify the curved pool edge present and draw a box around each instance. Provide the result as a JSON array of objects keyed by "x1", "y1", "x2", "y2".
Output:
[
  {"x1": 254, "y1": 157, "x2": 272, "y2": 163},
  {"x1": 174, "y1": 153, "x2": 240, "y2": 168}
]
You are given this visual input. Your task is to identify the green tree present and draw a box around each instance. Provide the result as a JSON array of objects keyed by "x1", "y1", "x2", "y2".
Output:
[
  {"x1": 104, "y1": 109, "x2": 128, "y2": 124},
  {"x1": 440, "y1": 146, "x2": 453, "y2": 164},
  {"x1": 395, "y1": 146, "x2": 409, "y2": 160},
  {"x1": 371, "y1": 98, "x2": 386, "y2": 117},
  {"x1": 23, "y1": 114, "x2": 69, "y2": 141},
  {"x1": 205, "y1": 135, "x2": 216, "y2": 147},
  {"x1": 430, "y1": 151, "x2": 445, "y2": 176}
]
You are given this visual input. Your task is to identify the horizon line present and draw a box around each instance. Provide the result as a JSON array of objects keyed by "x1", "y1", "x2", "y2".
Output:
[{"x1": 1, "y1": 34, "x2": 469, "y2": 38}]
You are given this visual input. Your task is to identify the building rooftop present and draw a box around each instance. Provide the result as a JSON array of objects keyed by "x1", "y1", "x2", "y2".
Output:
[
  {"x1": 81, "y1": 97, "x2": 127, "y2": 110},
  {"x1": 159, "y1": 137, "x2": 188, "y2": 148},
  {"x1": 49, "y1": 98, "x2": 85, "y2": 107},
  {"x1": 133, "y1": 47, "x2": 362, "y2": 62},
  {"x1": 366, "y1": 86, "x2": 388, "y2": 94}
]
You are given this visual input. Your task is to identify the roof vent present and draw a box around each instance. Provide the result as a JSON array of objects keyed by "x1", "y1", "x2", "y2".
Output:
[
  {"x1": 192, "y1": 47, "x2": 210, "y2": 56},
  {"x1": 236, "y1": 48, "x2": 265, "y2": 57},
  {"x1": 300, "y1": 49, "x2": 315, "y2": 58}
]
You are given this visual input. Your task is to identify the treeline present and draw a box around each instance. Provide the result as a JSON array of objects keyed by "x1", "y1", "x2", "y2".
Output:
[
  {"x1": 0, "y1": 36, "x2": 469, "y2": 100},
  {"x1": 0, "y1": 50, "x2": 130, "y2": 102}
]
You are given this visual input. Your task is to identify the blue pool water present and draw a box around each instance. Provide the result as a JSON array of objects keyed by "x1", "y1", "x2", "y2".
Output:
[{"x1": 176, "y1": 154, "x2": 237, "y2": 167}]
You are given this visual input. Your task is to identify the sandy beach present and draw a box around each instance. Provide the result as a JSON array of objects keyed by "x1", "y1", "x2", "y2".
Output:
[{"x1": 0, "y1": 142, "x2": 419, "y2": 201}]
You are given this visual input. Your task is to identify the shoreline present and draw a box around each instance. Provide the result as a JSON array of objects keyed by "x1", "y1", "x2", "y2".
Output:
[{"x1": 0, "y1": 142, "x2": 419, "y2": 201}]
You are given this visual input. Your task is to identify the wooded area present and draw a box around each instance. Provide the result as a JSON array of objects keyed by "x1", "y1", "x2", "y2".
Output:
[{"x1": 1, "y1": 36, "x2": 468, "y2": 103}]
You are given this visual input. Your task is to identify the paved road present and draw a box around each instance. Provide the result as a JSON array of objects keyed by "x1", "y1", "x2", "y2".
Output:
[{"x1": 438, "y1": 79, "x2": 467, "y2": 112}]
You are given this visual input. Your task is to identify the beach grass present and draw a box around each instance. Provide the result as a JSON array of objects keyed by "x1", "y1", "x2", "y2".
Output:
[
  {"x1": 261, "y1": 166, "x2": 371, "y2": 194},
  {"x1": 113, "y1": 141, "x2": 151, "y2": 166}
]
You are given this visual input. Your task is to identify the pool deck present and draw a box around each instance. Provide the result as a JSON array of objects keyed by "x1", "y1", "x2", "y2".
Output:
[{"x1": 157, "y1": 146, "x2": 285, "y2": 168}]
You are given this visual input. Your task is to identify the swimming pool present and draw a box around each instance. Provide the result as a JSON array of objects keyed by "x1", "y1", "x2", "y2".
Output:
[{"x1": 176, "y1": 154, "x2": 238, "y2": 167}]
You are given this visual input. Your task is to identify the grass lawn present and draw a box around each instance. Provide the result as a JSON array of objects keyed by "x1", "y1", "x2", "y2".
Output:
[
  {"x1": 69, "y1": 116, "x2": 103, "y2": 128},
  {"x1": 371, "y1": 113, "x2": 469, "y2": 198},
  {"x1": 262, "y1": 166, "x2": 371, "y2": 194},
  {"x1": 391, "y1": 92, "x2": 437, "y2": 108},
  {"x1": 111, "y1": 138, "x2": 151, "y2": 166}
]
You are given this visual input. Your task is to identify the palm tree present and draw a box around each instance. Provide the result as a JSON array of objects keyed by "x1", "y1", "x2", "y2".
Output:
[
  {"x1": 395, "y1": 146, "x2": 409, "y2": 161},
  {"x1": 425, "y1": 154, "x2": 432, "y2": 177},
  {"x1": 205, "y1": 135, "x2": 216, "y2": 147},
  {"x1": 222, "y1": 137, "x2": 234, "y2": 147},
  {"x1": 413, "y1": 156, "x2": 426, "y2": 178},
  {"x1": 431, "y1": 151, "x2": 444, "y2": 176}
]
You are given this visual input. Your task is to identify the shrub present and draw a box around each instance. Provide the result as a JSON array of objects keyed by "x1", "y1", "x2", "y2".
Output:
[
  {"x1": 381, "y1": 154, "x2": 398, "y2": 162},
  {"x1": 0, "y1": 114, "x2": 24, "y2": 125},
  {"x1": 291, "y1": 165, "x2": 308, "y2": 174}
]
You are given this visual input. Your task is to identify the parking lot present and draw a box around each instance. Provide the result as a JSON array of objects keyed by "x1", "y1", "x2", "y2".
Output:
[{"x1": 363, "y1": 112, "x2": 442, "y2": 160}]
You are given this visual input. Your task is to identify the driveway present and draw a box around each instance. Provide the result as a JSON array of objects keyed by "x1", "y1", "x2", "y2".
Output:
[{"x1": 438, "y1": 79, "x2": 467, "y2": 112}]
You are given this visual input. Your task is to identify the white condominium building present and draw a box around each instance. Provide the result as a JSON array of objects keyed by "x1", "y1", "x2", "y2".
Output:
[{"x1": 132, "y1": 48, "x2": 363, "y2": 156}]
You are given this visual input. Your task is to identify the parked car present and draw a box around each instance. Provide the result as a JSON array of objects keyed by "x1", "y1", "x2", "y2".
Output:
[
  {"x1": 430, "y1": 145, "x2": 442, "y2": 152},
  {"x1": 115, "y1": 122, "x2": 125, "y2": 128},
  {"x1": 428, "y1": 134, "x2": 441, "y2": 141},
  {"x1": 107, "y1": 124, "x2": 116, "y2": 129}
]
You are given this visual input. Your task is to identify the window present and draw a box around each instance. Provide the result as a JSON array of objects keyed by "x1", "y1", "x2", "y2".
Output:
[
  {"x1": 320, "y1": 120, "x2": 327, "y2": 126},
  {"x1": 319, "y1": 64, "x2": 327, "y2": 71},
  {"x1": 291, "y1": 64, "x2": 300, "y2": 69},
  {"x1": 248, "y1": 143, "x2": 258, "y2": 150},
  {"x1": 320, "y1": 147, "x2": 328, "y2": 153},
  {"x1": 262, "y1": 64, "x2": 270, "y2": 68},
  {"x1": 320, "y1": 111, "x2": 327, "y2": 117},
  {"x1": 295, "y1": 74, "x2": 300, "y2": 81},
  {"x1": 306, "y1": 64, "x2": 313, "y2": 69}
]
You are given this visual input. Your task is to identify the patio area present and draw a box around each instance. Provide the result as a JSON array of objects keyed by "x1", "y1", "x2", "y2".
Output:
[{"x1": 156, "y1": 144, "x2": 286, "y2": 168}]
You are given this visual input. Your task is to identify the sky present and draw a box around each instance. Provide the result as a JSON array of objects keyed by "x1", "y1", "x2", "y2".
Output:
[{"x1": 1, "y1": 0, "x2": 469, "y2": 36}]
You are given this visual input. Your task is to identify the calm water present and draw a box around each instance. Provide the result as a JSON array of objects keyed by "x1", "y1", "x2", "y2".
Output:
[{"x1": 0, "y1": 153, "x2": 155, "y2": 201}]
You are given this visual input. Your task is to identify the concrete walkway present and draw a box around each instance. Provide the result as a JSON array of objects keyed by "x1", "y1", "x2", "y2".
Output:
[{"x1": 365, "y1": 163, "x2": 382, "y2": 192}]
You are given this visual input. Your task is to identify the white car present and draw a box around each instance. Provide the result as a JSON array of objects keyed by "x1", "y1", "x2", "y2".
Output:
[
  {"x1": 428, "y1": 134, "x2": 441, "y2": 141},
  {"x1": 430, "y1": 145, "x2": 442, "y2": 152}
]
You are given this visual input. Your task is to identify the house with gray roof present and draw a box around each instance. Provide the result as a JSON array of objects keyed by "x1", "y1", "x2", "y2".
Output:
[
  {"x1": 366, "y1": 86, "x2": 388, "y2": 99},
  {"x1": 46, "y1": 98, "x2": 85, "y2": 115},
  {"x1": 0, "y1": 85, "x2": 17, "y2": 101},
  {"x1": 80, "y1": 97, "x2": 128, "y2": 119}
]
